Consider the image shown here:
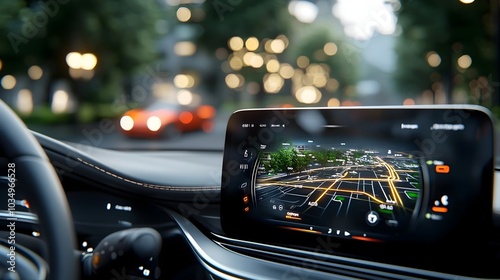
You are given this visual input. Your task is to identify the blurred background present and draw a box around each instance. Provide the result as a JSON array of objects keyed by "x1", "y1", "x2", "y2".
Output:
[{"x1": 0, "y1": 0, "x2": 498, "y2": 150}]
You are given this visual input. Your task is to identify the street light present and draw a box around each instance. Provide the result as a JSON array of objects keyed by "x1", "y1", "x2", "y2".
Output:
[{"x1": 65, "y1": 52, "x2": 98, "y2": 79}]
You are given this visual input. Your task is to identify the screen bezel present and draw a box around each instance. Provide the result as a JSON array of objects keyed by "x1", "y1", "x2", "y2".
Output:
[{"x1": 220, "y1": 105, "x2": 496, "y2": 275}]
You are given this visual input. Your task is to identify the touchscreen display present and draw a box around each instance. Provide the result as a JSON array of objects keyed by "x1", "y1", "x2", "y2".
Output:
[{"x1": 221, "y1": 106, "x2": 495, "y2": 245}]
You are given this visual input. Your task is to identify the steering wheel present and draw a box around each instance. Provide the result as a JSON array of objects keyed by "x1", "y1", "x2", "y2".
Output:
[{"x1": 0, "y1": 100, "x2": 78, "y2": 279}]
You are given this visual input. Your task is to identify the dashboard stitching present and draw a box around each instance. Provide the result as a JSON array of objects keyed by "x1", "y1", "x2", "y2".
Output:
[{"x1": 76, "y1": 157, "x2": 221, "y2": 191}]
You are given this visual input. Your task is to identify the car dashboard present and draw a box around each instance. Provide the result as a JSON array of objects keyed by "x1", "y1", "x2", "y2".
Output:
[{"x1": 1, "y1": 107, "x2": 500, "y2": 280}]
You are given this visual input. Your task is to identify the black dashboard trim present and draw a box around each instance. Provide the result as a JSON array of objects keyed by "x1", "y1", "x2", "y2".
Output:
[
  {"x1": 166, "y1": 209, "x2": 479, "y2": 280},
  {"x1": 166, "y1": 209, "x2": 349, "y2": 280},
  {"x1": 75, "y1": 157, "x2": 220, "y2": 192},
  {"x1": 210, "y1": 234, "x2": 467, "y2": 280},
  {"x1": 32, "y1": 131, "x2": 222, "y2": 202}
]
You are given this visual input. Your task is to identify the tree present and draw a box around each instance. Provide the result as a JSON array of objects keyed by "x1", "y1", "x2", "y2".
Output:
[
  {"x1": 198, "y1": 0, "x2": 291, "y2": 52},
  {"x1": 268, "y1": 146, "x2": 310, "y2": 174},
  {"x1": 291, "y1": 148, "x2": 309, "y2": 172},
  {"x1": 197, "y1": 0, "x2": 294, "y2": 107},
  {"x1": 269, "y1": 147, "x2": 293, "y2": 174},
  {"x1": 394, "y1": 0, "x2": 495, "y2": 106},
  {"x1": 197, "y1": 1, "x2": 359, "y2": 107},
  {"x1": 0, "y1": 0, "x2": 164, "y2": 121},
  {"x1": 289, "y1": 26, "x2": 358, "y2": 104}
]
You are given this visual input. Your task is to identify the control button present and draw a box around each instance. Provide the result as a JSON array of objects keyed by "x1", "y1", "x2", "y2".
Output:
[
  {"x1": 431, "y1": 206, "x2": 448, "y2": 213},
  {"x1": 366, "y1": 210, "x2": 379, "y2": 226},
  {"x1": 435, "y1": 165, "x2": 450, "y2": 173},
  {"x1": 386, "y1": 219, "x2": 398, "y2": 227},
  {"x1": 241, "y1": 147, "x2": 256, "y2": 162},
  {"x1": 432, "y1": 195, "x2": 449, "y2": 213},
  {"x1": 441, "y1": 195, "x2": 449, "y2": 206},
  {"x1": 425, "y1": 213, "x2": 443, "y2": 220}
]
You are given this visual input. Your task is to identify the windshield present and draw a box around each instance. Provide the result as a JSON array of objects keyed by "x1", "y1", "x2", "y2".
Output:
[{"x1": 0, "y1": 0, "x2": 498, "y2": 151}]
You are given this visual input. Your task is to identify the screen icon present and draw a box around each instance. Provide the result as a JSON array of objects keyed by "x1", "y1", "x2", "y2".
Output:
[
  {"x1": 239, "y1": 164, "x2": 248, "y2": 170},
  {"x1": 435, "y1": 165, "x2": 450, "y2": 173},
  {"x1": 366, "y1": 210, "x2": 379, "y2": 226}
]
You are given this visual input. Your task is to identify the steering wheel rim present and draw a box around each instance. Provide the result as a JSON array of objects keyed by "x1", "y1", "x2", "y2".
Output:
[{"x1": 0, "y1": 100, "x2": 78, "y2": 279}]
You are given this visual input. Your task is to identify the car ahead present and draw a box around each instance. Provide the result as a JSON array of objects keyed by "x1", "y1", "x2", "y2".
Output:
[{"x1": 119, "y1": 100, "x2": 216, "y2": 139}]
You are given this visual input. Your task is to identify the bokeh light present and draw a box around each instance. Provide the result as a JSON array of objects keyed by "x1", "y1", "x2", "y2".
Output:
[
  {"x1": 245, "y1": 37, "x2": 259, "y2": 51},
  {"x1": 225, "y1": 73, "x2": 244, "y2": 89},
  {"x1": 288, "y1": 1, "x2": 318, "y2": 23},
  {"x1": 51, "y1": 90, "x2": 69, "y2": 113},
  {"x1": 176, "y1": 7, "x2": 191, "y2": 22},
  {"x1": 179, "y1": 111, "x2": 193, "y2": 124},
  {"x1": 266, "y1": 59, "x2": 280, "y2": 73},
  {"x1": 323, "y1": 42, "x2": 338, "y2": 56},
  {"x1": 17, "y1": 89, "x2": 33, "y2": 115},
  {"x1": 81, "y1": 53, "x2": 98, "y2": 70},
  {"x1": 333, "y1": 0, "x2": 397, "y2": 40},
  {"x1": 457, "y1": 55, "x2": 472, "y2": 69},
  {"x1": 243, "y1": 52, "x2": 264, "y2": 68},
  {"x1": 28, "y1": 65, "x2": 43, "y2": 80},
  {"x1": 66, "y1": 52, "x2": 82, "y2": 69},
  {"x1": 263, "y1": 73, "x2": 284, "y2": 93},
  {"x1": 327, "y1": 98, "x2": 341, "y2": 107},
  {"x1": 174, "y1": 74, "x2": 195, "y2": 88},
  {"x1": 1, "y1": 75, "x2": 17, "y2": 90},
  {"x1": 279, "y1": 64, "x2": 294, "y2": 79},
  {"x1": 297, "y1": 56, "x2": 310, "y2": 68},
  {"x1": 270, "y1": 39, "x2": 286, "y2": 54},
  {"x1": 228, "y1": 37, "x2": 244, "y2": 51},
  {"x1": 146, "y1": 116, "x2": 162, "y2": 132},
  {"x1": 403, "y1": 98, "x2": 416, "y2": 105},
  {"x1": 174, "y1": 42, "x2": 196, "y2": 56},
  {"x1": 229, "y1": 55, "x2": 244, "y2": 71},
  {"x1": 295, "y1": 86, "x2": 321, "y2": 104},
  {"x1": 197, "y1": 105, "x2": 216, "y2": 119},
  {"x1": 66, "y1": 52, "x2": 97, "y2": 70},
  {"x1": 426, "y1": 51, "x2": 441, "y2": 68},
  {"x1": 326, "y1": 78, "x2": 339, "y2": 92},
  {"x1": 177, "y1": 89, "x2": 193, "y2": 105},
  {"x1": 120, "y1": 116, "x2": 134, "y2": 131}
]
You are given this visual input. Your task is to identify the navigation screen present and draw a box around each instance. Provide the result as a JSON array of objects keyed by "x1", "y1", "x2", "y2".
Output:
[
  {"x1": 221, "y1": 106, "x2": 495, "y2": 244},
  {"x1": 254, "y1": 144, "x2": 422, "y2": 241}
]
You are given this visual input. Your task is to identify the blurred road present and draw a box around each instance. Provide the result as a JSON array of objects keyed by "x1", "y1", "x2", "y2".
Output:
[
  {"x1": 27, "y1": 110, "x2": 500, "y2": 166},
  {"x1": 28, "y1": 111, "x2": 232, "y2": 151}
]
